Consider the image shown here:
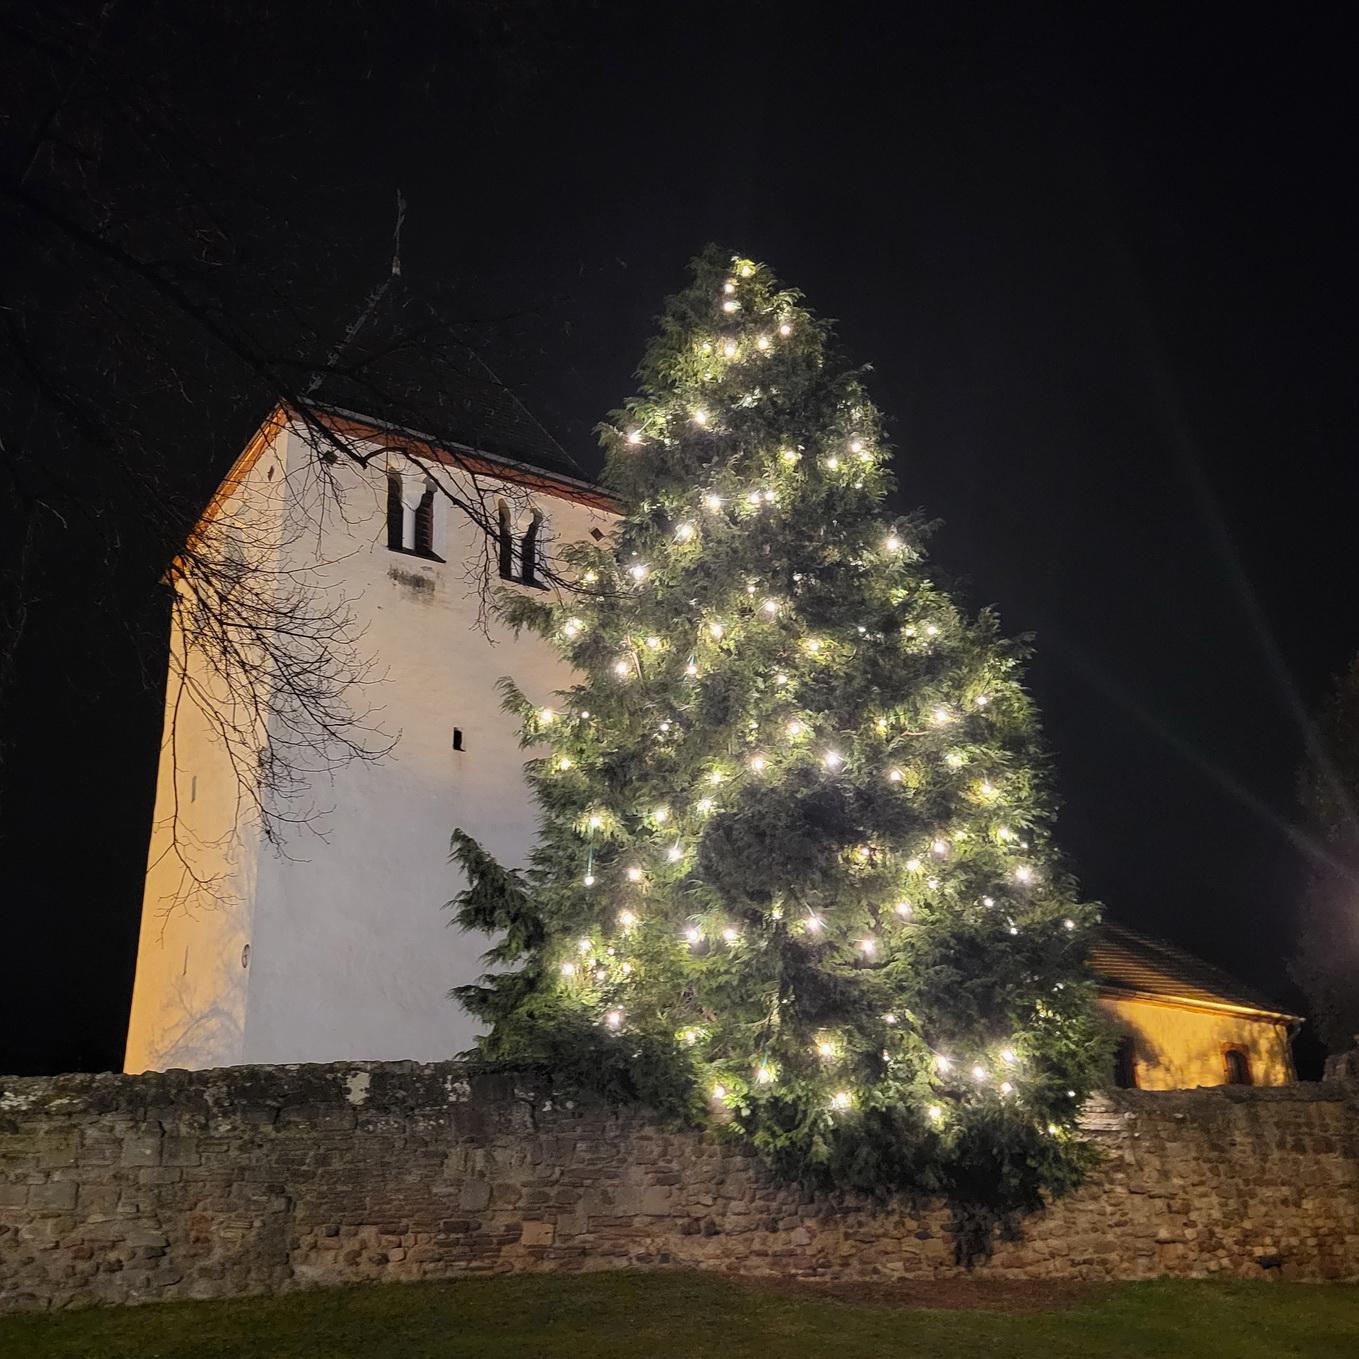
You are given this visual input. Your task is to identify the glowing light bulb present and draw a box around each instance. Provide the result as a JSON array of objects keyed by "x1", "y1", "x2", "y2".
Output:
[
  {"x1": 894, "y1": 901, "x2": 913, "y2": 918},
  {"x1": 628, "y1": 562, "x2": 649, "y2": 581},
  {"x1": 905, "y1": 857, "x2": 923, "y2": 873},
  {"x1": 999, "y1": 1081, "x2": 1013, "y2": 1095},
  {"x1": 749, "y1": 754, "x2": 767, "y2": 771},
  {"x1": 780, "y1": 447, "x2": 798, "y2": 463},
  {"x1": 785, "y1": 719, "x2": 803, "y2": 737},
  {"x1": 675, "y1": 521, "x2": 695, "y2": 542},
  {"x1": 884, "y1": 534, "x2": 902, "y2": 552},
  {"x1": 614, "y1": 659, "x2": 631, "y2": 678},
  {"x1": 538, "y1": 707, "x2": 555, "y2": 725},
  {"x1": 859, "y1": 937, "x2": 877, "y2": 956},
  {"x1": 805, "y1": 914, "x2": 824, "y2": 933},
  {"x1": 761, "y1": 599, "x2": 780, "y2": 618},
  {"x1": 583, "y1": 873, "x2": 595, "y2": 887},
  {"x1": 775, "y1": 671, "x2": 790, "y2": 685},
  {"x1": 626, "y1": 866, "x2": 642, "y2": 883},
  {"x1": 779, "y1": 322, "x2": 792, "y2": 337},
  {"x1": 979, "y1": 780, "x2": 995, "y2": 797},
  {"x1": 713, "y1": 1083, "x2": 727, "y2": 1100},
  {"x1": 708, "y1": 770, "x2": 725, "y2": 784},
  {"x1": 972, "y1": 1065, "x2": 987, "y2": 1083},
  {"x1": 605, "y1": 1009, "x2": 623, "y2": 1030},
  {"x1": 756, "y1": 1065, "x2": 773, "y2": 1084},
  {"x1": 1047, "y1": 1123, "x2": 1060, "y2": 1136},
  {"x1": 723, "y1": 341, "x2": 737, "y2": 357},
  {"x1": 928, "y1": 1105, "x2": 943, "y2": 1121},
  {"x1": 982, "y1": 895, "x2": 995, "y2": 908},
  {"x1": 1001, "y1": 1048, "x2": 1017, "y2": 1065},
  {"x1": 558, "y1": 757, "x2": 573, "y2": 771},
  {"x1": 618, "y1": 909, "x2": 637, "y2": 929},
  {"x1": 583, "y1": 570, "x2": 598, "y2": 584},
  {"x1": 693, "y1": 408, "x2": 709, "y2": 426},
  {"x1": 645, "y1": 635, "x2": 661, "y2": 650},
  {"x1": 931, "y1": 838, "x2": 949, "y2": 857},
  {"x1": 757, "y1": 334, "x2": 770, "y2": 351},
  {"x1": 925, "y1": 622, "x2": 940, "y2": 638},
  {"x1": 709, "y1": 621, "x2": 725, "y2": 639},
  {"x1": 888, "y1": 768, "x2": 903, "y2": 783},
  {"x1": 944, "y1": 751, "x2": 964, "y2": 769},
  {"x1": 1014, "y1": 865, "x2": 1035, "y2": 885},
  {"x1": 738, "y1": 262, "x2": 754, "y2": 278},
  {"x1": 884, "y1": 1013, "x2": 898, "y2": 1025},
  {"x1": 823, "y1": 750, "x2": 843, "y2": 770},
  {"x1": 935, "y1": 1055, "x2": 952, "y2": 1074},
  {"x1": 667, "y1": 843, "x2": 683, "y2": 862},
  {"x1": 817, "y1": 1040, "x2": 836, "y2": 1059},
  {"x1": 825, "y1": 455, "x2": 840, "y2": 470},
  {"x1": 685, "y1": 926, "x2": 702, "y2": 945},
  {"x1": 931, "y1": 706, "x2": 952, "y2": 726},
  {"x1": 587, "y1": 814, "x2": 603, "y2": 829},
  {"x1": 746, "y1": 489, "x2": 761, "y2": 507},
  {"x1": 762, "y1": 489, "x2": 775, "y2": 502},
  {"x1": 563, "y1": 618, "x2": 583, "y2": 639},
  {"x1": 804, "y1": 638, "x2": 822, "y2": 654},
  {"x1": 849, "y1": 439, "x2": 864, "y2": 454},
  {"x1": 696, "y1": 797, "x2": 714, "y2": 813},
  {"x1": 653, "y1": 805, "x2": 669, "y2": 822},
  {"x1": 703, "y1": 493, "x2": 723, "y2": 511},
  {"x1": 831, "y1": 1090, "x2": 852, "y2": 1110},
  {"x1": 1064, "y1": 917, "x2": 1076, "y2": 930},
  {"x1": 721, "y1": 927, "x2": 739, "y2": 943},
  {"x1": 723, "y1": 280, "x2": 736, "y2": 294},
  {"x1": 686, "y1": 661, "x2": 699, "y2": 677},
  {"x1": 721, "y1": 299, "x2": 738, "y2": 313},
  {"x1": 975, "y1": 694, "x2": 990, "y2": 708},
  {"x1": 626, "y1": 429, "x2": 643, "y2": 445},
  {"x1": 578, "y1": 938, "x2": 592, "y2": 954},
  {"x1": 560, "y1": 962, "x2": 576, "y2": 977}
]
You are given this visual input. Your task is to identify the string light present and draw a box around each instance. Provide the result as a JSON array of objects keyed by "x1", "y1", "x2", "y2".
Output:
[
  {"x1": 614, "y1": 659, "x2": 632, "y2": 678},
  {"x1": 931, "y1": 706, "x2": 952, "y2": 725},
  {"x1": 935, "y1": 1055, "x2": 952, "y2": 1074},
  {"x1": 884, "y1": 534, "x2": 902, "y2": 552},
  {"x1": 737, "y1": 262, "x2": 754, "y2": 278},
  {"x1": 712, "y1": 1084, "x2": 727, "y2": 1100},
  {"x1": 667, "y1": 843, "x2": 683, "y2": 862},
  {"x1": 686, "y1": 660, "x2": 699, "y2": 677},
  {"x1": 805, "y1": 914, "x2": 824, "y2": 933},
  {"x1": 675, "y1": 521, "x2": 696, "y2": 542},
  {"x1": 975, "y1": 694, "x2": 990, "y2": 707},
  {"x1": 563, "y1": 618, "x2": 583, "y2": 639},
  {"x1": 931, "y1": 838, "x2": 949, "y2": 857},
  {"x1": 779, "y1": 447, "x2": 799, "y2": 463},
  {"x1": 894, "y1": 901, "x2": 913, "y2": 918},
  {"x1": 653, "y1": 805, "x2": 669, "y2": 822},
  {"x1": 626, "y1": 429, "x2": 643, "y2": 445},
  {"x1": 721, "y1": 299, "x2": 739, "y2": 313},
  {"x1": 560, "y1": 962, "x2": 576, "y2": 977},
  {"x1": 685, "y1": 925, "x2": 702, "y2": 945},
  {"x1": 999, "y1": 1081, "x2": 1013, "y2": 1096},
  {"x1": 831, "y1": 1090, "x2": 852, "y2": 1110},
  {"x1": 723, "y1": 280, "x2": 736, "y2": 294},
  {"x1": 539, "y1": 707, "x2": 555, "y2": 724},
  {"x1": 825, "y1": 455, "x2": 841, "y2": 470},
  {"x1": 1014, "y1": 865, "x2": 1035, "y2": 885},
  {"x1": 578, "y1": 938, "x2": 592, "y2": 954},
  {"x1": 775, "y1": 671, "x2": 790, "y2": 685},
  {"x1": 604, "y1": 1009, "x2": 623, "y2": 1030},
  {"x1": 757, "y1": 335, "x2": 770, "y2": 351},
  {"x1": 708, "y1": 621, "x2": 725, "y2": 639},
  {"x1": 628, "y1": 562, "x2": 649, "y2": 581},
  {"x1": 557, "y1": 757, "x2": 573, "y2": 771},
  {"x1": 693, "y1": 408, "x2": 710, "y2": 426},
  {"x1": 944, "y1": 751, "x2": 964, "y2": 769},
  {"x1": 887, "y1": 768, "x2": 903, "y2": 783},
  {"x1": 859, "y1": 937, "x2": 877, "y2": 956},
  {"x1": 779, "y1": 322, "x2": 792, "y2": 336},
  {"x1": 1001, "y1": 1048, "x2": 1017, "y2": 1065},
  {"x1": 905, "y1": 857, "x2": 922, "y2": 872},
  {"x1": 696, "y1": 797, "x2": 715, "y2": 813},
  {"x1": 823, "y1": 750, "x2": 844, "y2": 770},
  {"x1": 816, "y1": 1040, "x2": 836, "y2": 1058},
  {"x1": 786, "y1": 719, "x2": 804, "y2": 737},
  {"x1": 645, "y1": 635, "x2": 661, "y2": 650},
  {"x1": 618, "y1": 910, "x2": 638, "y2": 929},
  {"x1": 804, "y1": 638, "x2": 823, "y2": 654},
  {"x1": 928, "y1": 1105, "x2": 943, "y2": 1122},
  {"x1": 721, "y1": 926, "x2": 739, "y2": 943},
  {"x1": 703, "y1": 493, "x2": 723, "y2": 511},
  {"x1": 749, "y1": 754, "x2": 767, "y2": 771},
  {"x1": 755, "y1": 1065, "x2": 774, "y2": 1084},
  {"x1": 626, "y1": 866, "x2": 643, "y2": 883},
  {"x1": 972, "y1": 1065, "x2": 987, "y2": 1082},
  {"x1": 583, "y1": 872, "x2": 595, "y2": 887},
  {"x1": 723, "y1": 341, "x2": 738, "y2": 358}
]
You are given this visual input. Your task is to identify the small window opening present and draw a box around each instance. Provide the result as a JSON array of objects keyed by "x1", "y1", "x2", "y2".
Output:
[
  {"x1": 497, "y1": 499, "x2": 515, "y2": 579},
  {"x1": 386, "y1": 471, "x2": 405, "y2": 551},
  {"x1": 452, "y1": 727, "x2": 465, "y2": 752},
  {"x1": 521, "y1": 510, "x2": 545, "y2": 587},
  {"x1": 1113, "y1": 1035, "x2": 1138, "y2": 1089},
  {"x1": 387, "y1": 468, "x2": 442, "y2": 560},
  {"x1": 413, "y1": 485, "x2": 436, "y2": 557},
  {"x1": 1224, "y1": 1046, "x2": 1253, "y2": 1086},
  {"x1": 590, "y1": 526, "x2": 605, "y2": 541}
]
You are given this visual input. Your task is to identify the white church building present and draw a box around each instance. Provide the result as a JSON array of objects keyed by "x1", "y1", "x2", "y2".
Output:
[{"x1": 124, "y1": 389, "x2": 616, "y2": 1073}]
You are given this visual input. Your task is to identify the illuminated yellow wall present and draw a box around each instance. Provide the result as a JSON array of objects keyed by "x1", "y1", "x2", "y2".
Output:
[{"x1": 1098, "y1": 994, "x2": 1295, "y2": 1089}]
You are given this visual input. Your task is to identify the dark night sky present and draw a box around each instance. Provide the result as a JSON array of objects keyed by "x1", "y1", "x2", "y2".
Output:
[{"x1": 4, "y1": 2, "x2": 1356, "y2": 1074}]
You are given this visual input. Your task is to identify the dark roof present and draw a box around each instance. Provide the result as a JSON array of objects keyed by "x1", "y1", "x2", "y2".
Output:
[
  {"x1": 1092, "y1": 921, "x2": 1299, "y2": 1019},
  {"x1": 307, "y1": 277, "x2": 587, "y2": 483}
]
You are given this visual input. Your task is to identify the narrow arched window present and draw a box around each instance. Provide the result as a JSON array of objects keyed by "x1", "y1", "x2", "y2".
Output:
[
  {"x1": 496, "y1": 499, "x2": 515, "y2": 579},
  {"x1": 1113, "y1": 1035, "x2": 1138, "y2": 1089},
  {"x1": 1224, "y1": 1046, "x2": 1253, "y2": 1085},
  {"x1": 521, "y1": 509, "x2": 545, "y2": 587},
  {"x1": 386, "y1": 471, "x2": 404, "y2": 550}
]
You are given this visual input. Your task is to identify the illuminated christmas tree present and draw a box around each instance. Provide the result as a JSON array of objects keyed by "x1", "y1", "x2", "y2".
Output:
[{"x1": 452, "y1": 248, "x2": 1107, "y2": 1226}]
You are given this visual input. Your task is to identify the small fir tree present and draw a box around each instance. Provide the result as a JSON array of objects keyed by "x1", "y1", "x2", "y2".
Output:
[{"x1": 452, "y1": 248, "x2": 1107, "y2": 1231}]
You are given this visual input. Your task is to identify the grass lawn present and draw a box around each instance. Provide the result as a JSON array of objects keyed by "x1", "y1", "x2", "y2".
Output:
[{"x1": 2, "y1": 1270, "x2": 1357, "y2": 1359}]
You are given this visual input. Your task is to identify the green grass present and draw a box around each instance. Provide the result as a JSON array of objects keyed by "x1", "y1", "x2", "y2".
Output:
[{"x1": 3, "y1": 1270, "x2": 1357, "y2": 1358}]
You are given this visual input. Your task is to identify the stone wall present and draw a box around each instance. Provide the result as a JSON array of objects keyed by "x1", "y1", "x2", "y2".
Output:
[{"x1": 2, "y1": 1061, "x2": 1357, "y2": 1311}]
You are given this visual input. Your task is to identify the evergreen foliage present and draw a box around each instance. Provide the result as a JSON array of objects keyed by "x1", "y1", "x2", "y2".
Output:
[{"x1": 451, "y1": 248, "x2": 1108, "y2": 1240}]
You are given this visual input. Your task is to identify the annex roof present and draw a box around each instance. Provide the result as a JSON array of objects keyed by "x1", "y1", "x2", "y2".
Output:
[{"x1": 1092, "y1": 921, "x2": 1300, "y2": 1021}]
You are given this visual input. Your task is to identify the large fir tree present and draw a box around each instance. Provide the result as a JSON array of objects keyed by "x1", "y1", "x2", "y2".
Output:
[{"x1": 453, "y1": 248, "x2": 1108, "y2": 1230}]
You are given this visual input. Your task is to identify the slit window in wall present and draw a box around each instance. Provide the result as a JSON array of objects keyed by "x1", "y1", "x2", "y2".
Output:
[
  {"x1": 521, "y1": 510, "x2": 545, "y2": 587},
  {"x1": 452, "y1": 727, "x2": 465, "y2": 752},
  {"x1": 497, "y1": 499, "x2": 515, "y2": 579},
  {"x1": 386, "y1": 471, "x2": 405, "y2": 550},
  {"x1": 413, "y1": 485, "x2": 436, "y2": 557},
  {"x1": 1112, "y1": 1035, "x2": 1138, "y2": 1089},
  {"x1": 1223, "y1": 1045, "x2": 1253, "y2": 1085}
]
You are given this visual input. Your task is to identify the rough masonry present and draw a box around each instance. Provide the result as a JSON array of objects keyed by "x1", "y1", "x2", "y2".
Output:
[{"x1": 2, "y1": 1061, "x2": 1357, "y2": 1310}]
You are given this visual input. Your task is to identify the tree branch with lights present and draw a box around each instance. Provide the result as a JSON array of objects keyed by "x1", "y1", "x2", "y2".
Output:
[{"x1": 451, "y1": 247, "x2": 1109, "y2": 1256}]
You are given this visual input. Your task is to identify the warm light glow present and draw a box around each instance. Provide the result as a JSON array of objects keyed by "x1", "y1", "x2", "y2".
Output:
[
  {"x1": 583, "y1": 873, "x2": 595, "y2": 887},
  {"x1": 931, "y1": 706, "x2": 953, "y2": 726},
  {"x1": 825, "y1": 455, "x2": 841, "y2": 470},
  {"x1": 721, "y1": 927, "x2": 739, "y2": 943},
  {"x1": 618, "y1": 910, "x2": 638, "y2": 929},
  {"x1": 708, "y1": 770, "x2": 725, "y2": 784},
  {"x1": 823, "y1": 750, "x2": 843, "y2": 770},
  {"x1": 762, "y1": 598, "x2": 780, "y2": 617},
  {"x1": 905, "y1": 857, "x2": 922, "y2": 872},
  {"x1": 721, "y1": 299, "x2": 739, "y2": 313},
  {"x1": 975, "y1": 694, "x2": 990, "y2": 707},
  {"x1": 557, "y1": 757, "x2": 572, "y2": 771},
  {"x1": 628, "y1": 562, "x2": 649, "y2": 581},
  {"x1": 686, "y1": 661, "x2": 699, "y2": 677},
  {"x1": 1001, "y1": 1048, "x2": 1017, "y2": 1065},
  {"x1": 560, "y1": 962, "x2": 576, "y2": 977},
  {"x1": 804, "y1": 637, "x2": 823, "y2": 654},
  {"x1": 626, "y1": 429, "x2": 643, "y2": 445},
  {"x1": 708, "y1": 621, "x2": 725, "y2": 639},
  {"x1": 712, "y1": 1083, "x2": 727, "y2": 1099},
  {"x1": 578, "y1": 937, "x2": 592, "y2": 954},
  {"x1": 605, "y1": 1009, "x2": 623, "y2": 1030},
  {"x1": 894, "y1": 901, "x2": 912, "y2": 918},
  {"x1": 703, "y1": 493, "x2": 723, "y2": 511},
  {"x1": 645, "y1": 635, "x2": 661, "y2": 650},
  {"x1": 653, "y1": 805, "x2": 669, "y2": 822},
  {"x1": 756, "y1": 1065, "x2": 773, "y2": 1084},
  {"x1": 667, "y1": 843, "x2": 683, "y2": 862},
  {"x1": 1014, "y1": 865, "x2": 1035, "y2": 885},
  {"x1": 614, "y1": 659, "x2": 631, "y2": 678},
  {"x1": 859, "y1": 937, "x2": 877, "y2": 956},
  {"x1": 884, "y1": 534, "x2": 902, "y2": 552},
  {"x1": 999, "y1": 1081, "x2": 1013, "y2": 1095},
  {"x1": 723, "y1": 280, "x2": 736, "y2": 294},
  {"x1": 693, "y1": 408, "x2": 709, "y2": 426},
  {"x1": 696, "y1": 797, "x2": 714, "y2": 813},
  {"x1": 817, "y1": 1040, "x2": 836, "y2": 1059},
  {"x1": 775, "y1": 671, "x2": 790, "y2": 685},
  {"x1": 944, "y1": 751, "x2": 964, "y2": 769},
  {"x1": 538, "y1": 707, "x2": 555, "y2": 725},
  {"x1": 805, "y1": 914, "x2": 824, "y2": 933},
  {"x1": 749, "y1": 754, "x2": 767, "y2": 771},
  {"x1": 888, "y1": 768, "x2": 903, "y2": 783},
  {"x1": 685, "y1": 925, "x2": 702, "y2": 945},
  {"x1": 935, "y1": 1055, "x2": 952, "y2": 1074},
  {"x1": 831, "y1": 1090, "x2": 852, "y2": 1110},
  {"x1": 972, "y1": 1065, "x2": 987, "y2": 1082},
  {"x1": 723, "y1": 341, "x2": 738, "y2": 357},
  {"x1": 931, "y1": 838, "x2": 948, "y2": 857},
  {"x1": 757, "y1": 335, "x2": 770, "y2": 351},
  {"x1": 587, "y1": 814, "x2": 603, "y2": 829},
  {"x1": 779, "y1": 322, "x2": 792, "y2": 336},
  {"x1": 675, "y1": 521, "x2": 696, "y2": 542},
  {"x1": 928, "y1": 1105, "x2": 943, "y2": 1121},
  {"x1": 563, "y1": 618, "x2": 583, "y2": 638},
  {"x1": 779, "y1": 447, "x2": 798, "y2": 463},
  {"x1": 626, "y1": 866, "x2": 643, "y2": 883}
]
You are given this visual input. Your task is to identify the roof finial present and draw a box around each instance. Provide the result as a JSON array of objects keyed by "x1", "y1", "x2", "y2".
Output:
[{"x1": 391, "y1": 188, "x2": 406, "y2": 278}]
